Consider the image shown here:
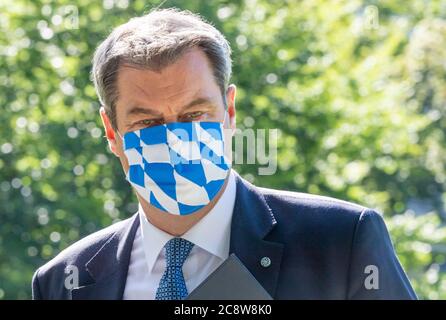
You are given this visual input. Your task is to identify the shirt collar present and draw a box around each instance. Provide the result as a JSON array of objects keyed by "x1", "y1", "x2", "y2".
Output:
[{"x1": 138, "y1": 169, "x2": 237, "y2": 273}]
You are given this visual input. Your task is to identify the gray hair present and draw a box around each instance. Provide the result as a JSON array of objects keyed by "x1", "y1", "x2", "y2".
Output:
[{"x1": 91, "y1": 8, "x2": 232, "y2": 130}]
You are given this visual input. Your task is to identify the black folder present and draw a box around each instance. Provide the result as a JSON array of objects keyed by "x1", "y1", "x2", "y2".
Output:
[{"x1": 186, "y1": 253, "x2": 273, "y2": 300}]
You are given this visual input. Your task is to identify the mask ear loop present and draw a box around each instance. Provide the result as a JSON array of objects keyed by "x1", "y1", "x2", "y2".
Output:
[
  {"x1": 222, "y1": 104, "x2": 235, "y2": 138},
  {"x1": 221, "y1": 107, "x2": 233, "y2": 169},
  {"x1": 115, "y1": 129, "x2": 131, "y2": 181},
  {"x1": 116, "y1": 130, "x2": 124, "y2": 141},
  {"x1": 222, "y1": 106, "x2": 230, "y2": 128}
]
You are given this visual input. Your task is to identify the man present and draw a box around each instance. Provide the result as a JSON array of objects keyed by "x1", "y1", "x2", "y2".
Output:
[{"x1": 32, "y1": 8, "x2": 416, "y2": 300}]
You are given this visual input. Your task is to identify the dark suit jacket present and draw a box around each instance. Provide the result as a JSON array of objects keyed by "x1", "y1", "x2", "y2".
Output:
[{"x1": 32, "y1": 172, "x2": 417, "y2": 299}]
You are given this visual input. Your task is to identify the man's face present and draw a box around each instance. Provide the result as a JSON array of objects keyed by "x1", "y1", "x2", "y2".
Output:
[{"x1": 100, "y1": 47, "x2": 236, "y2": 174}]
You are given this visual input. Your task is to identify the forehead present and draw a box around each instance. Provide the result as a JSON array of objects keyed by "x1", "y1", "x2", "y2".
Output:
[{"x1": 115, "y1": 48, "x2": 221, "y2": 109}]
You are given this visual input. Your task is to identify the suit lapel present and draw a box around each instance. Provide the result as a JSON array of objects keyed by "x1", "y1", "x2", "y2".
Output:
[
  {"x1": 71, "y1": 172, "x2": 283, "y2": 299},
  {"x1": 229, "y1": 172, "x2": 284, "y2": 298},
  {"x1": 71, "y1": 213, "x2": 140, "y2": 300}
]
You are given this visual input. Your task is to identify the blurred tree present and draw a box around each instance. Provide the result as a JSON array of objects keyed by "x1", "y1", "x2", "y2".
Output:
[{"x1": 0, "y1": 0, "x2": 445, "y2": 299}]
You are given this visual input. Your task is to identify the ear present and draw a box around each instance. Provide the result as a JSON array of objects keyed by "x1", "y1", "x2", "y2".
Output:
[
  {"x1": 99, "y1": 107, "x2": 119, "y2": 156},
  {"x1": 226, "y1": 84, "x2": 237, "y2": 132}
]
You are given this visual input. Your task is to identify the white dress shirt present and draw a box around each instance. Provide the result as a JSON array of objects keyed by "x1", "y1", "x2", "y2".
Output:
[{"x1": 123, "y1": 170, "x2": 237, "y2": 300}]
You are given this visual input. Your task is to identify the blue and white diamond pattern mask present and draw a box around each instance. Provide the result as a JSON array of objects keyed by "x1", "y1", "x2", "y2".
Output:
[{"x1": 121, "y1": 117, "x2": 231, "y2": 215}]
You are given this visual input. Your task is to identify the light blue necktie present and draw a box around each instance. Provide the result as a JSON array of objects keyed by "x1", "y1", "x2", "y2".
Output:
[{"x1": 155, "y1": 237, "x2": 194, "y2": 300}]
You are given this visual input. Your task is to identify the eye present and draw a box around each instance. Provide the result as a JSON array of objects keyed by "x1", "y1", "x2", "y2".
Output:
[
  {"x1": 134, "y1": 119, "x2": 162, "y2": 129},
  {"x1": 181, "y1": 111, "x2": 205, "y2": 121}
]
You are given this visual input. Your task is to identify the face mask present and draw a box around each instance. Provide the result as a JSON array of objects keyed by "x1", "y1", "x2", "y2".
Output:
[{"x1": 120, "y1": 113, "x2": 231, "y2": 215}]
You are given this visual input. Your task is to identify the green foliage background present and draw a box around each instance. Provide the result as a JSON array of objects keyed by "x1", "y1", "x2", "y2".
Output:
[{"x1": 1, "y1": 0, "x2": 446, "y2": 299}]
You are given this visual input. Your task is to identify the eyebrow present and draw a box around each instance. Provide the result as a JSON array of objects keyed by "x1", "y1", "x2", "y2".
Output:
[
  {"x1": 126, "y1": 106, "x2": 161, "y2": 117},
  {"x1": 126, "y1": 97, "x2": 217, "y2": 117},
  {"x1": 180, "y1": 97, "x2": 217, "y2": 112}
]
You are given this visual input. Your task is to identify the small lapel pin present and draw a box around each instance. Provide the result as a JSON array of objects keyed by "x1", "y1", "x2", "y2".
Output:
[{"x1": 260, "y1": 256, "x2": 271, "y2": 268}]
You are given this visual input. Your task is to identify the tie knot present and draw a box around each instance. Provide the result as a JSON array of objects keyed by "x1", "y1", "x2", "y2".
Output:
[{"x1": 165, "y1": 238, "x2": 194, "y2": 268}]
